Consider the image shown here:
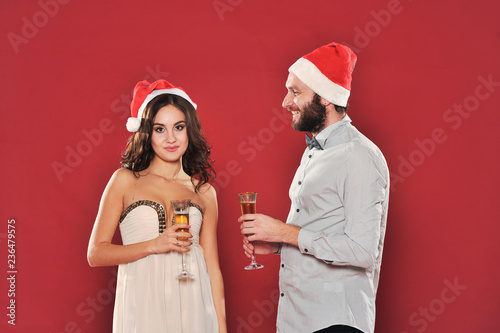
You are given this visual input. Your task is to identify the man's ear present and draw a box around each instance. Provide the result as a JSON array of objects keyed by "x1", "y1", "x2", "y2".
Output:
[{"x1": 320, "y1": 97, "x2": 332, "y2": 107}]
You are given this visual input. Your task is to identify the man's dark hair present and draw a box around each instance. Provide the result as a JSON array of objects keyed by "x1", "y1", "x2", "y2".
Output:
[{"x1": 334, "y1": 104, "x2": 348, "y2": 114}]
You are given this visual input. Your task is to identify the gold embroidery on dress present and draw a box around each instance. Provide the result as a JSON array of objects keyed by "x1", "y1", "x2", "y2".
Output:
[{"x1": 119, "y1": 200, "x2": 166, "y2": 234}]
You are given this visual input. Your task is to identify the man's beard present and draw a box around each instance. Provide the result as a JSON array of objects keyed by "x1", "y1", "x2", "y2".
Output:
[{"x1": 292, "y1": 93, "x2": 327, "y2": 133}]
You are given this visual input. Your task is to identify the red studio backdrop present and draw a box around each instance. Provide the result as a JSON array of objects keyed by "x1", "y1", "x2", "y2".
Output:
[{"x1": 1, "y1": 1, "x2": 499, "y2": 332}]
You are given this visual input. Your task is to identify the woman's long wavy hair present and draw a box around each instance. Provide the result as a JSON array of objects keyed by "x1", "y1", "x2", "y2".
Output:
[{"x1": 121, "y1": 94, "x2": 215, "y2": 193}]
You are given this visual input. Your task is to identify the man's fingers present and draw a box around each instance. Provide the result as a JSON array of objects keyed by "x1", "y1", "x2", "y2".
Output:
[
  {"x1": 242, "y1": 243, "x2": 253, "y2": 258},
  {"x1": 238, "y1": 214, "x2": 257, "y2": 223}
]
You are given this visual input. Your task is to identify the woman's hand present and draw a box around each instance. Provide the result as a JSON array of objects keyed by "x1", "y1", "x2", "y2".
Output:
[{"x1": 151, "y1": 223, "x2": 193, "y2": 254}]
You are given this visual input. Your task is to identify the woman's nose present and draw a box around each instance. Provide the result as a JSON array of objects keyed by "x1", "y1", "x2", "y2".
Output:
[{"x1": 165, "y1": 131, "x2": 176, "y2": 143}]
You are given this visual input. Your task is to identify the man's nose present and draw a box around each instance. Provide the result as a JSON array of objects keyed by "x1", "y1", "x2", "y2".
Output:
[{"x1": 282, "y1": 92, "x2": 293, "y2": 109}]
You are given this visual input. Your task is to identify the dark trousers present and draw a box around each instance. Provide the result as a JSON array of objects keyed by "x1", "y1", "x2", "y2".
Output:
[{"x1": 314, "y1": 325, "x2": 363, "y2": 333}]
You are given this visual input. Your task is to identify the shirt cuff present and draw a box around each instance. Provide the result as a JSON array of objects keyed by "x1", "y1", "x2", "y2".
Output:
[{"x1": 298, "y1": 228, "x2": 315, "y2": 255}]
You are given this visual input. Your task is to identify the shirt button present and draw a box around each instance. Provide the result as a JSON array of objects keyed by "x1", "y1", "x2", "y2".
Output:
[
  {"x1": 296, "y1": 209, "x2": 300, "y2": 213},
  {"x1": 298, "y1": 181, "x2": 302, "y2": 185},
  {"x1": 281, "y1": 293, "x2": 284, "y2": 297},
  {"x1": 309, "y1": 155, "x2": 312, "y2": 158},
  {"x1": 304, "y1": 248, "x2": 308, "y2": 253},
  {"x1": 281, "y1": 264, "x2": 284, "y2": 268}
]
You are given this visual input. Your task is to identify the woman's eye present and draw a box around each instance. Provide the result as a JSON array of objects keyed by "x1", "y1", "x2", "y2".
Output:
[
  {"x1": 154, "y1": 127, "x2": 165, "y2": 133},
  {"x1": 174, "y1": 125, "x2": 185, "y2": 131}
]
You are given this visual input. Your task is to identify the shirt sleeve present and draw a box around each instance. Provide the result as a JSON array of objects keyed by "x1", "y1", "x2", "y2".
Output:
[{"x1": 297, "y1": 145, "x2": 388, "y2": 268}]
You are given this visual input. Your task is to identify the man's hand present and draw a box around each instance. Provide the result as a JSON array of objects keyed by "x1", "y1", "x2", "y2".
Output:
[
  {"x1": 242, "y1": 237, "x2": 280, "y2": 258},
  {"x1": 239, "y1": 213, "x2": 300, "y2": 246}
]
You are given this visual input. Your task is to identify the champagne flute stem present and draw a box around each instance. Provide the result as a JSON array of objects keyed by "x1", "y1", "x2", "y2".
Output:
[
  {"x1": 250, "y1": 244, "x2": 257, "y2": 264},
  {"x1": 182, "y1": 253, "x2": 187, "y2": 272}
]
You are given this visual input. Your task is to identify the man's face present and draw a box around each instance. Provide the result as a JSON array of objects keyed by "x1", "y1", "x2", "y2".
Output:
[{"x1": 282, "y1": 73, "x2": 327, "y2": 134}]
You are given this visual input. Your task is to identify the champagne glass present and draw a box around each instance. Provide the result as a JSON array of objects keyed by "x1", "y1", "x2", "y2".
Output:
[
  {"x1": 171, "y1": 199, "x2": 194, "y2": 279},
  {"x1": 238, "y1": 192, "x2": 264, "y2": 270}
]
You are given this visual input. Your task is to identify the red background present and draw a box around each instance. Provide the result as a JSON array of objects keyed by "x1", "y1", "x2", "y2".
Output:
[{"x1": 1, "y1": 1, "x2": 499, "y2": 332}]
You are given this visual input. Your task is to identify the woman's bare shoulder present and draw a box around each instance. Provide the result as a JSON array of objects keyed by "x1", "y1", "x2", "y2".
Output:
[
  {"x1": 108, "y1": 168, "x2": 138, "y2": 189},
  {"x1": 197, "y1": 182, "x2": 217, "y2": 200},
  {"x1": 195, "y1": 182, "x2": 217, "y2": 212}
]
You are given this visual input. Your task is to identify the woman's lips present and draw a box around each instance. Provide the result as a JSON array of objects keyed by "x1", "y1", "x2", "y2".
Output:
[{"x1": 164, "y1": 146, "x2": 179, "y2": 152}]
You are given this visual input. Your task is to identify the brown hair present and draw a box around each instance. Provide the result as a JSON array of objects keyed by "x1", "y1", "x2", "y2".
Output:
[{"x1": 121, "y1": 94, "x2": 215, "y2": 192}]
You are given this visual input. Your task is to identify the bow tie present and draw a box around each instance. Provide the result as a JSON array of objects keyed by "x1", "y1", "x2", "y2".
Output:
[{"x1": 305, "y1": 134, "x2": 323, "y2": 150}]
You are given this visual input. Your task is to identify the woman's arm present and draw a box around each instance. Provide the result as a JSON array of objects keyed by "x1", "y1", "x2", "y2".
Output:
[
  {"x1": 87, "y1": 169, "x2": 190, "y2": 267},
  {"x1": 199, "y1": 185, "x2": 227, "y2": 333}
]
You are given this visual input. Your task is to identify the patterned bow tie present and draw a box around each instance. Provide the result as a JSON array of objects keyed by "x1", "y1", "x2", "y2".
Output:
[{"x1": 305, "y1": 134, "x2": 323, "y2": 150}]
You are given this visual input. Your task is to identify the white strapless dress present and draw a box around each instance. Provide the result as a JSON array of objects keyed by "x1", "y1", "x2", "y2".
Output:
[{"x1": 113, "y1": 200, "x2": 218, "y2": 333}]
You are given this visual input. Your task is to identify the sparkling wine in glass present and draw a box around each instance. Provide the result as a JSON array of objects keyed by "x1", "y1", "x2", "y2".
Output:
[
  {"x1": 238, "y1": 192, "x2": 264, "y2": 270},
  {"x1": 171, "y1": 199, "x2": 194, "y2": 279}
]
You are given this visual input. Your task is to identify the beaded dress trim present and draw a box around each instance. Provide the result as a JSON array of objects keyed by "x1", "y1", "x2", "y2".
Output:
[
  {"x1": 119, "y1": 200, "x2": 166, "y2": 234},
  {"x1": 119, "y1": 200, "x2": 203, "y2": 234}
]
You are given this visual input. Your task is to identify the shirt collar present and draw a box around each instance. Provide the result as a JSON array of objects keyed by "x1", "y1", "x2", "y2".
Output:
[{"x1": 314, "y1": 114, "x2": 352, "y2": 149}]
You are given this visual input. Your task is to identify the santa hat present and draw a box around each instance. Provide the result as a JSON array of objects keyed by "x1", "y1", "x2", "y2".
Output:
[
  {"x1": 288, "y1": 42, "x2": 357, "y2": 107},
  {"x1": 127, "y1": 79, "x2": 197, "y2": 132}
]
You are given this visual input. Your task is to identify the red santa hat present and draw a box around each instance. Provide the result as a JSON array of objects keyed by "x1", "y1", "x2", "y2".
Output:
[
  {"x1": 288, "y1": 42, "x2": 357, "y2": 107},
  {"x1": 127, "y1": 79, "x2": 197, "y2": 132}
]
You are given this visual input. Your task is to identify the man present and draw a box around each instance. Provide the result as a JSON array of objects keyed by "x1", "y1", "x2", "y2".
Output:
[{"x1": 240, "y1": 42, "x2": 390, "y2": 333}]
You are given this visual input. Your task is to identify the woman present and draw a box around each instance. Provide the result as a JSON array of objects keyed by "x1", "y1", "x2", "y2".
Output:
[{"x1": 87, "y1": 79, "x2": 227, "y2": 332}]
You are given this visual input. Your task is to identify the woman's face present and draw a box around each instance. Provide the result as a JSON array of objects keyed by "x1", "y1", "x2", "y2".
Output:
[{"x1": 151, "y1": 104, "x2": 189, "y2": 163}]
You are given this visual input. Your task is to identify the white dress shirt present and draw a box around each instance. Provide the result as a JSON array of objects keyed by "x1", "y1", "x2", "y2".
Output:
[{"x1": 276, "y1": 115, "x2": 389, "y2": 333}]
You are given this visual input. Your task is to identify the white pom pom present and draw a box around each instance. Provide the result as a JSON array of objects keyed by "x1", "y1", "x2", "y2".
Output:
[{"x1": 126, "y1": 117, "x2": 141, "y2": 132}]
